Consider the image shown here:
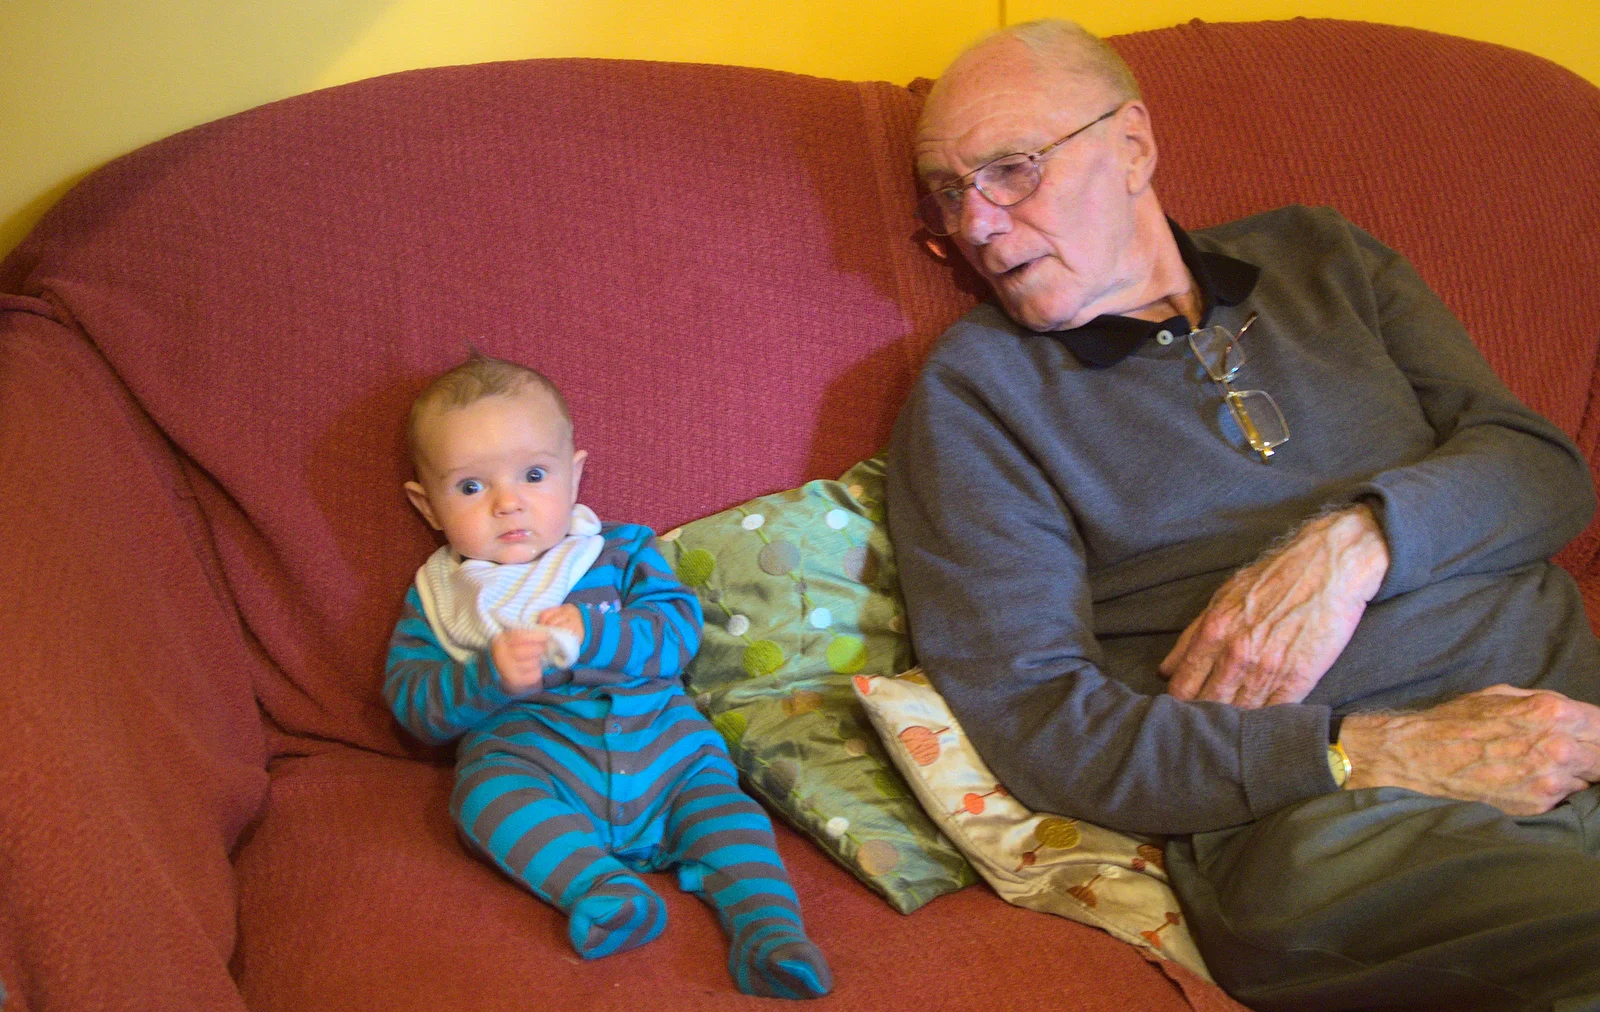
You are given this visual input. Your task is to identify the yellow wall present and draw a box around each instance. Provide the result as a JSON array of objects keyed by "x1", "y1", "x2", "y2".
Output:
[{"x1": 3, "y1": 1, "x2": 1596, "y2": 259}]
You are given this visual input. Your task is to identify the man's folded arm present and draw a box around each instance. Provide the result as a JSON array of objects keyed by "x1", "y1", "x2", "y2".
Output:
[
  {"x1": 887, "y1": 360, "x2": 1337, "y2": 835},
  {"x1": 1345, "y1": 225, "x2": 1596, "y2": 600}
]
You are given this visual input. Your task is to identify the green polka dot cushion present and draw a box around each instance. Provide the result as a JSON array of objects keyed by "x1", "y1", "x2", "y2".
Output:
[{"x1": 658, "y1": 455, "x2": 977, "y2": 913}]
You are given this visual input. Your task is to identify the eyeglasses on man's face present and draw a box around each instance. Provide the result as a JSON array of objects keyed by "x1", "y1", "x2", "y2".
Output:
[
  {"x1": 1188, "y1": 313, "x2": 1289, "y2": 462},
  {"x1": 915, "y1": 106, "x2": 1123, "y2": 237}
]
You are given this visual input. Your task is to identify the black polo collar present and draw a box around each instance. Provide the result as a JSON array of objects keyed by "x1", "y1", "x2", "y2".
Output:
[{"x1": 1051, "y1": 219, "x2": 1260, "y2": 368}]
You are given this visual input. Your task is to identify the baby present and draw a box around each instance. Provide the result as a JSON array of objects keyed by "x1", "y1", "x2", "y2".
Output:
[{"x1": 385, "y1": 354, "x2": 831, "y2": 999}]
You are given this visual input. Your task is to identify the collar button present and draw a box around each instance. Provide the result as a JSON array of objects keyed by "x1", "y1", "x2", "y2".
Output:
[{"x1": 1155, "y1": 329, "x2": 1174, "y2": 346}]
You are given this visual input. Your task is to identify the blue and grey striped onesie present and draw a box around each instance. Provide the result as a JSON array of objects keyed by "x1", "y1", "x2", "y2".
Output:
[{"x1": 386, "y1": 522, "x2": 831, "y2": 999}]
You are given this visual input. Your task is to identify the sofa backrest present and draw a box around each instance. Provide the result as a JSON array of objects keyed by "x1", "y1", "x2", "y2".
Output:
[
  {"x1": 4, "y1": 60, "x2": 973, "y2": 754},
  {"x1": 5, "y1": 19, "x2": 1597, "y2": 756}
]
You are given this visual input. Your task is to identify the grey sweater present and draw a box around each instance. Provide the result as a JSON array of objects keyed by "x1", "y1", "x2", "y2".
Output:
[{"x1": 886, "y1": 205, "x2": 1599, "y2": 835}]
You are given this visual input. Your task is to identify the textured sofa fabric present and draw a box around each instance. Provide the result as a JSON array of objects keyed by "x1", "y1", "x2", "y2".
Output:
[{"x1": 2, "y1": 17, "x2": 1598, "y2": 1012}]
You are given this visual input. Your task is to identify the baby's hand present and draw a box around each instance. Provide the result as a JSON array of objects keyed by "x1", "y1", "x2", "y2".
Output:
[
  {"x1": 491, "y1": 628, "x2": 548, "y2": 694},
  {"x1": 538, "y1": 604, "x2": 584, "y2": 640}
]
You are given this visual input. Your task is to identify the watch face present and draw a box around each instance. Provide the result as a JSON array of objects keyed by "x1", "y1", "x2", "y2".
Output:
[{"x1": 1327, "y1": 744, "x2": 1351, "y2": 787}]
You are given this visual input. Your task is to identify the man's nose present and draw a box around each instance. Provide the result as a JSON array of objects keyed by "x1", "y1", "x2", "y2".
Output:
[{"x1": 956, "y1": 188, "x2": 1011, "y2": 245}]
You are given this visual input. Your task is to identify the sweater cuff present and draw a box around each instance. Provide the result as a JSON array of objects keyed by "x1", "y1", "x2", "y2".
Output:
[
  {"x1": 1347, "y1": 482, "x2": 1428, "y2": 602},
  {"x1": 1238, "y1": 703, "x2": 1338, "y2": 819}
]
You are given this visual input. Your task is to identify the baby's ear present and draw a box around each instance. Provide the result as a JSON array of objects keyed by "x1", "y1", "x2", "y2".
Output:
[
  {"x1": 404, "y1": 481, "x2": 442, "y2": 530},
  {"x1": 570, "y1": 449, "x2": 588, "y2": 497}
]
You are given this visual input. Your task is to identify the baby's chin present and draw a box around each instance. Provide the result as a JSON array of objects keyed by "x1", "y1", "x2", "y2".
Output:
[{"x1": 464, "y1": 540, "x2": 569, "y2": 566}]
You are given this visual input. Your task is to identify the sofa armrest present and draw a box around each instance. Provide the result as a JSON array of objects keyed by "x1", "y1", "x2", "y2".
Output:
[{"x1": 0, "y1": 302, "x2": 267, "y2": 1011}]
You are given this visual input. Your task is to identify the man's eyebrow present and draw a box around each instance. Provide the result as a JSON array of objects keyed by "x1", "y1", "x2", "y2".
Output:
[
  {"x1": 916, "y1": 157, "x2": 965, "y2": 186},
  {"x1": 916, "y1": 143, "x2": 1025, "y2": 185}
]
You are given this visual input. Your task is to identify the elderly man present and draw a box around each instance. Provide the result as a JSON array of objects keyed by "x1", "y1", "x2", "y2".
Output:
[{"x1": 887, "y1": 19, "x2": 1600, "y2": 1010}]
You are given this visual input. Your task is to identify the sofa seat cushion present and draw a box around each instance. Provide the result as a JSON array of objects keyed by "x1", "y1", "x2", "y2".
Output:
[{"x1": 231, "y1": 748, "x2": 1244, "y2": 1011}]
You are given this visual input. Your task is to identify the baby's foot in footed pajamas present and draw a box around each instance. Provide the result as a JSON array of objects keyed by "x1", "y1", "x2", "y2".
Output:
[
  {"x1": 732, "y1": 927, "x2": 832, "y2": 999},
  {"x1": 568, "y1": 875, "x2": 666, "y2": 959}
]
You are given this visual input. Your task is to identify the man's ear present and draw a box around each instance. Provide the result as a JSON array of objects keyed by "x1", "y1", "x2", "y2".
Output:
[
  {"x1": 569, "y1": 449, "x2": 588, "y2": 503},
  {"x1": 1117, "y1": 101, "x2": 1159, "y2": 194},
  {"x1": 404, "y1": 481, "x2": 442, "y2": 530}
]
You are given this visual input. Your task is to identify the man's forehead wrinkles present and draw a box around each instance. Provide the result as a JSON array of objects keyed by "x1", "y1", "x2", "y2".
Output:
[
  {"x1": 916, "y1": 119, "x2": 1051, "y2": 182},
  {"x1": 916, "y1": 76, "x2": 1084, "y2": 182}
]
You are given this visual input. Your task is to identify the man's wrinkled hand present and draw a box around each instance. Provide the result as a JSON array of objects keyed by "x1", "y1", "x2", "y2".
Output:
[
  {"x1": 1342, "y1": 685, "x2": 1600, "y2": 814},
  {"x1": 491, "y1": 628, "x2": 550, "y2": 694},
  {"x1": 1161, "y1": 505, "x2": 1390, "y2": 708}
]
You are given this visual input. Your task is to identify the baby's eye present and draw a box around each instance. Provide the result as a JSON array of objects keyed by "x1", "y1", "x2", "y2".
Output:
[
  {"x1": 524, "y1": 467, "x2": 547, "y2": 483},
  {"x1": 456, "y1": 479, "x2": 483, "y2": 496}
]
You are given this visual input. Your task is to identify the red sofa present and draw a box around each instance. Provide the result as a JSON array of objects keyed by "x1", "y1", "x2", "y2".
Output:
[{"x1": 3, "y1": 18, "x2": 1598, "y2": 1012}]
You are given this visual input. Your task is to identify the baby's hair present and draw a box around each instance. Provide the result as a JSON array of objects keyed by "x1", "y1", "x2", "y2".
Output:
[{"x1": 407, "y1": 352, "x2": 571, "y2": 463}]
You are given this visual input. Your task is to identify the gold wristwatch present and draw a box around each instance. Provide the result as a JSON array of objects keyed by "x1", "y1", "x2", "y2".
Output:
[{"x1": 1327, "y1": 742, "x2": 1352, "y2": 788}]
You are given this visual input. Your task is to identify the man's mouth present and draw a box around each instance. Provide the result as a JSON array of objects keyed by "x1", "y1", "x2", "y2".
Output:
[{"x1": 995, "y1": 257, "x2": 1038, "y2": 279}]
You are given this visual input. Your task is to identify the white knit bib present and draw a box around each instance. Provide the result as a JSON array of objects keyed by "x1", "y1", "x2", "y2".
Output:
[{"x1": 415, "y1": 504, "x2": 603, "y2": 668}]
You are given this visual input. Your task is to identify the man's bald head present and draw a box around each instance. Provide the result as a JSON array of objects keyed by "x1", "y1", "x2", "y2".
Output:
[{"x1": 926, "y1": 20, "x2": 1140, "y2": 123}]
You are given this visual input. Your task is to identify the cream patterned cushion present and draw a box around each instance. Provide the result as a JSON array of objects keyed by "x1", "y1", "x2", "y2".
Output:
[{"x1": 855, "y1": 669, "x2": 1211, "y2": 978}]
